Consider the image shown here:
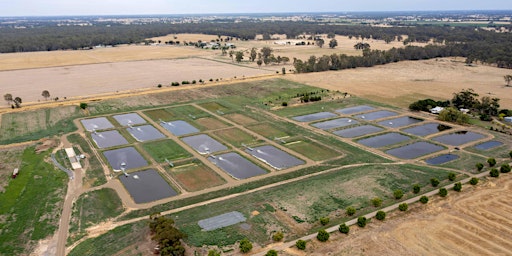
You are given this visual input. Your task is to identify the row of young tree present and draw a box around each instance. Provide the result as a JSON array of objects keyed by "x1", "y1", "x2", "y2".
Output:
[{"x1": 1, "y1": 21, "x2": 512, "y2": 68}]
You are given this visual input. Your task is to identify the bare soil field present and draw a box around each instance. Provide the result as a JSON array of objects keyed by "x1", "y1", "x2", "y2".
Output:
[
  {"x1": 0, "y1": 58, "x2": 273, "y2": 104},
  {"x1": 288, "y1": 58, "x2": 512, "y2": 109},
  {"x1": 289, "y1": 174, "x2": 512, "y2": 256}
]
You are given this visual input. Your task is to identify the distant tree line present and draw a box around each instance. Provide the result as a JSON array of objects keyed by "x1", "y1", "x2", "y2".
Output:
[{"x1": 1, "y1": 21, "x2": 512, "y2": 67}]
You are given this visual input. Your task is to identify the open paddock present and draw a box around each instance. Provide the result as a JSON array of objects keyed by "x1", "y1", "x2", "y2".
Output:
[
  {"x1": 197, "y1": 102, "x2": 231, "y2": 114},
  {"x1": 194, "y1": 117, "x2": 230, "y2": 130},
  {"x1": 142, "y1": 109, "x2": 174, "y2": 122},
  {"x1": 224, "y1": 113, "x2": 258, "y2": 125},
  {"x1": 284, "y1": 139, "x2": 340, "y2": 161},
  {"x1": 246, "y1": 122, "x2": 291, "y2": 139},
  {"x1": 212, "y1": 127, "x2": 259, "y2": 146},
  {"x1": 141, "y1": 139, "x2": 192, "y2": 163},
  {"x1": 169, "y1": 161, "x2": 226, "y2": 192}
]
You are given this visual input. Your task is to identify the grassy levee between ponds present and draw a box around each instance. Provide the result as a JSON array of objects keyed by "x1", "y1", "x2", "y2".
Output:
[
  {"x1": 0, "y1": 147, "x2": 68, "y2": 255},
  {"x1": 68, "y1": 221, "x2": 148, "y2": 256},
  {"x1": 0, "y1": 106, "x2": 80, "y2": 145},
  {"x1": 67, "y1": 134, "x2": 106, "y2": 187},
  {"x1": 67, "y1": 188, "x2": 124, "y2": 246}
]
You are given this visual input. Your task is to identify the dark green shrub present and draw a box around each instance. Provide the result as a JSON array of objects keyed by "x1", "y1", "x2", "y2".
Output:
[
  {"x1": 375, "y1": 211, "x2": 386, "y2": 221},
  {"x1": 487, "y1": 158, "x2": 496, "y2": 167},
  {"x1": 157, "y1": 84, "x2": 162, "y2": 88},
  {"x1": 272, "y1": 231, "x2": 284, "y2": 241},
  {"x1": 469, "y1": 177, "x2": 479, "y2": 185},
  {"x1": 357, "y1": 216, "x2": 367, "y2": 228},
  {"x1": 490, "y1": 168, "x2": 500, "y2": 177},
  {"x1": 239, "y1": 238, "x2": 253, "y2": 253},
  {"x1": 317, "y1": 229, "x2": 330, "y2": 242},
  {"x1": 509, "y1": 151, "x2": 512, "y2": 158},
  {"x1": 500, "y1": 164, "x2": 511, "y2": 173},
  {"x1": 398, "y1": 203, "x2": 408, "y2": 211},
  {"x1": 320, "y1": 217, "x2": 329, "y2": 226},
  {"x1": 448, "y1": 172, "x2": 456, "y2": 181},
  {"x1": 420, "y1": 196, "x2": 429, "y2": 204},
  {"x1": 346, "y1": 206, "x2": 356, "y2": 216},
  {"x1": 265, "y1": 250, "x2": 278, "y2": 256},
  {"x1": 79, "y1": 102, "x2": 88, "y2": 109},
  {"x1": 476, "y1": 162, "x2": 484, "y2": 171},
  {"x1": 412, "y1": 184, "x2": 421, "y2": 194},
  {"x1": 281, "y1": 102, "x2": 288, "y2": 107},
  {"x1": 394, "y1": 189, "x2": 404, "y2": 199},
  {"x1": 453, "y1": 182, "x2": 462, "y2": 192},
  {"x1": 192, "y1": 80, "x2": 197, "y2": 84},
  {"x1": 371, "y1": 197, "x2": 382, "y2": 207},
  {"x1": 339, "y1": 223, "x2": 350, "y2": 234},
  {"x1": 430, "y1": 178, "x2": 440, "y2": 187},
  {"x1": 296, "y1": 240, "x2": 306, "y2": 250},
  {"x1": 439, "y1": 188, "x2": 448, "y2": 197},
  {"x1": 208, "y1": 250, "x2": 221, "y2": 256}
]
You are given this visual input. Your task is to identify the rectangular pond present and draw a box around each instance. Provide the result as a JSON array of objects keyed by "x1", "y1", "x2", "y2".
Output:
[
  {"x1": 161, "y1": 120, "x2": 200, "y2": 136},
  {"x1": 292, "y1": 112, "x2": 337, "y2": 122},
  {"x1": 112, "y1": 113, "x2": 147, "y2": 126},
  {"x1": 402, "y1": 123, "x2": 451, "y2": 137},
  {"x1": 182, "y1": 134, "x2": 228, "y2": 154},
  {"x1": 333, "y1": 125, "x2": 384, "y2": 138},
  {"x1": 126, "y1": 125, "x2": 166, "y2": 142},
  {"x1": 425, "y1": 154, "x2": 460, "y2": 165},
  {"x1": 81, "y1": 117, "x2": 114, "y2": 131},
  {"x1": 357, "y1": 132, "x2": 410, "y2": 148},
  {"x1": 91, "y1": 130, "x2": 128, "y2": 148},
  {"x1": 245, "y1": 145, "x2": 305, "y2": 170},
  {"x1": 336, "y1": 105, "x2": 375, "y2": 115},
  {"x1": 385, "y1": 142, "x2": 445, "y2": 159},
  {"x1": 311, "y1": 118, "x2": 358, "y2": 130},
  {"x1": 208, "y1": 152, "x2": 267, "y2": 179},
  {"x1": 119, "y1": 169, "x2": 178, "y2": 204},
  {"x1": 103, "y1": 147, "x2": 148, "y2": 171},
  {"x1": 377, "y1": 116, "x2": 423, "y2": 128},
  {"x1": 353, "y1": 110, "x2": 399, "y2": 121},
  {"x1": 473, "y1": 141, "x2": 504, "y2": 150},
  {"x1": 432, "y1": 131, "x2": 486, "y2": 146}
]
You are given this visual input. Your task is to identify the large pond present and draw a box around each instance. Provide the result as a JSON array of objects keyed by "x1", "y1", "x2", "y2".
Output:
[
  {"x1": 377, "y1": 116, "x2": 423, "y2": 128},
  {"x1": 103, "y1": 147, "x2": 148, "y2": 170},
  {"x1": 161, "y1": 120, "x2": 200, "y2": 136},
  {"x1": 126, "y1": 125, "x2": 166, "y2": 142},
  {"x1": 425, "y1": 154, "x2": 460, "y2": 165},
  {"x1": 357, "y1": 133, "x2": 410, "y2": 148},
  {"x1": 119, "y1": 169, "x2": 177, "y2": 204},
  {"x1": 292, "y1": 112, "x2": 337, "y2": 122},
  {"x1": 353, "y1": 110, "x2": 398, "y2": 121},
  {"x1": 333, "y1": 125, "x2": 384, "y2": 138},
  {"x1": 113, "y1": 113, "x2": 147, "y2": 126},
  {"x1": 473, "y1": 141, "x2": 503, "y2": 150},
  {"x1": 182, "y1": 134, "x2": 228, "y2": 154},
  {"x1": 432, "y1": 131, "x2": 486, "y2": 146},
  {"x1": 386, "y1": 142, "x2": 445, "y2": 159},
  {"x1": 336, "y1": 105, "x2": 375, "y2": 115},
  {"x1": 91, "y1": 130, "x2": 128, "y2": 148},
  {"x1": 245, "y1": 145, "x2": 305, "y2": 170},
  {"x1": 402, "y1": 123, "x2": 451, "y2": 136},
  {"x1": 311, "y1": 118, "x2": 358, "y2": 130},
  {"x1": 81, "y1": 117, "x2": 114, "y2": 131},
  {"x1": 208, "y1": 152, "x2": 267, "y2": 179}
]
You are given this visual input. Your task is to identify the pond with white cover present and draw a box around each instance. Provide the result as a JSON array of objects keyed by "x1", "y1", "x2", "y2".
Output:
[
  {"x1": 161, "y1": 120, "x2": 200, "y2": 136},
  {"x1": 182, "y1": 134, "x2": 228, "y2": 154},
  {"x1": 112, "y1": 113, "x2": 147, "y2": 126},
  {"x1": 81, "y1": 117, "x2": 114, "y2": 131},
  {"x1": 126, "y1": 125, "x2": 166, "y2": 142},
  {"x1": 208, "y1": 152, "x2": 267, "y2": 179},
  {"x1": 91, "y1": 130, "x2": 128, "y2": 148},
  {"x1": 292, "y1": 112, "x2": 337, "y2": 122},
  {"x1": 245, "y1": 145, "x2": 305, "y2": 170}
]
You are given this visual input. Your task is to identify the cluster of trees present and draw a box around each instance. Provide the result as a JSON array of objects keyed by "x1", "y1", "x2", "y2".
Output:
[
  {"x1": 149, "y1": 215, "x2": 186, "y2": 256},
  {"x1": 3, "y1": 94, "x2": 22, "y2": 108}
]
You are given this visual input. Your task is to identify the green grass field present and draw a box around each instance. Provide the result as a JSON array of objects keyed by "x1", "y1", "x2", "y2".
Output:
[
  {"x1": 68, "y1": 188, "x2": 124, "y2": 246},
  {"x1": 142, "y1": 108, "x2": 174, "y2": 122},
  {"x1": 67, "y1": 134, "x2": 106, "y2": 187},
  {"x1": 198, "y1": 101, "x2": 232, "y2": 114},
  {"x1": 167, "y1": 105, "x2": 210, "y2": 120},
  {"x1": 284, "y1": 139, "x2": 341, "y2": 161},
  {"x1": 141, "y1": 139, "x2": 192, "y2": 163},
  {"x1": 0, "y1": 147, "x2": 68, "y2": 255},
  {"x1": 246, "y1": 122, "x2": 291, "y2": 139},
  {"x1": 212, "y1": 127, "x2": 259, "y2": 146}
]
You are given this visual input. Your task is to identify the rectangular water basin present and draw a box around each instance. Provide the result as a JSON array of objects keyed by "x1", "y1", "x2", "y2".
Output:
[
  {"x1": 208, "y1": 152, "x2": 267, "y2": 179},
  {"x1": 402, "y1": 123, "x2": 451, "y2": 136},
  {"x1": 119, "y1": 169, "x2": 177, "y2": 204},
  {"x1": 353, "y1": 110, "x2": 398, "y2": 121},
  {"x1": 473, "y1": 141, "x2": 503, "y2": 150},
  {"x1": 386, "y1": 142, "x2": 445, "y2": 159},
  {"x1": 182, "y1": 134, "x2": 228, "y2": 154},
  {"x1": 103, "y1": 147, "x2": 148, "y2": 171},
  {"x1": 378, "y1": 116, "x2": 423, "y2": 128},
  {"x1": 81, "y1": 117, "x2": 114, "y2": 131},
  {"x1": 333, "y1": 125, "x2": 384, "y2": 138},
  {"x1": 292, "y1": 112, "x2": 337, "y2": 122},
  {"x1": 127, "y1": 125, "x2": 166, "y2": 142},
  {"x1": 245, "y1": 145, "x2": 305, "y2": 170},
  {"x1": 432, "y1": 131, "x2": 486, "y2": 146},
  {"x1": 357, "y1": 132, "x2": 410, "y2": 148},
  {"x1": 336, "y1": 105, "x2": 375, "y2": 115},
  {"x1": 311, "y1": 118, "x2": 358, "y2": 130},
  {"x1": 161, "y1": 120, "x2": 200, "y2": 136},
  {"x1": 91, "y1": 130, "x2": 128, "y2": 148},
  {"x1": 425, "y1": 154, "x2": 460, "y2": 165},
  {"x1": 113, "y1": 113, "x2": 146, "y2": 126}
]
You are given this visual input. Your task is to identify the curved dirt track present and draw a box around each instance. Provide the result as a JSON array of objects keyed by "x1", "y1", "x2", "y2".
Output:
[{"x1": 285, "y1": 173, "x2": 512, "y2": 256}]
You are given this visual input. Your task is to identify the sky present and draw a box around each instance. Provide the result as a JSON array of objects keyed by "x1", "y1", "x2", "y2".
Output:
[{"x1": 1, "y1": 0, "x2": 512, "y2": 16}]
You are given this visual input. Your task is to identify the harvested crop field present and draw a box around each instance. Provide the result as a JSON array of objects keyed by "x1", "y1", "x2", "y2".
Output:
[
  {"x1": 291, "y1": 174, "x2": 512, "y2": 256},
  {"x1": 0, "y1": 58, "x2": 273, "y2": 103},
  {"x1": 288, "y1": 58, "x2": 512, "y2": 109}
]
